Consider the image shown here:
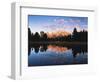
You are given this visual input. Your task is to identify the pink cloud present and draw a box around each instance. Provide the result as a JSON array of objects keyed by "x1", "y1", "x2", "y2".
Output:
[
  {"x1": 54, "y1": 19, "x2": 68, "y2": 24},
  {"x1": 54, "y1": 18, "x2": 81, "y2": 25}
]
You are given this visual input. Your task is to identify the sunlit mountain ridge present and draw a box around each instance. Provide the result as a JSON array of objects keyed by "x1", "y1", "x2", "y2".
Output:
[{"x1": 46, "y1": 30, "x2": 71, "y2": 38}]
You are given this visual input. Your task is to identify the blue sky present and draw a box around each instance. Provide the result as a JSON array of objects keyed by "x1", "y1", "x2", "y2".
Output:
[{"x1": 28, "y1": 15, "x2": 88, "y2": 33}]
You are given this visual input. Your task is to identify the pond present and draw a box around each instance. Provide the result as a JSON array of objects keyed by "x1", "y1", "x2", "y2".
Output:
[{"x1": 28, "y1": 43, "x2": 88, "y2": 66}]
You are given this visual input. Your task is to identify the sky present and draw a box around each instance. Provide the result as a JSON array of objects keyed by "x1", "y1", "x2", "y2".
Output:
[{"x1": 28, "y1": 15, "x2": 88, "y2": 34}]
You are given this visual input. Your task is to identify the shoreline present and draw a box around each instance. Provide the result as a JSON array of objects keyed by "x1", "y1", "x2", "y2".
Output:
[{"x1": 29, "y1": 41, "x2": 87, "y2": 45}]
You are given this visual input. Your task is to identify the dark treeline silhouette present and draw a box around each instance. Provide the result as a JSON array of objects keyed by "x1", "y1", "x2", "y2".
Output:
[
  {"x1": 28, "y1": 27, "x2": 88, "y2": 42},
  {"x1": 72, "y1": 28, "x2": 87, "y2": 42}
]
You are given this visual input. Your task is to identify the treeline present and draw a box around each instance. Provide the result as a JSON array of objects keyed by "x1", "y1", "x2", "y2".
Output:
[{"x1": 28, "y1": 28, "x2": 88, "y2": 42}]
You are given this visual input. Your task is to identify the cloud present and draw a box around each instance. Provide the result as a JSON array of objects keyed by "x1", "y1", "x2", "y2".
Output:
[
  {"x1": 42, "y1": 18, "x2": 84, "y2": 32},
  {"x1": 54, "y1": 18, "x2": 81, "y2": 25},
  {"x1": 54, "y1": 18, "x2": 68, "y2": 24},
  {"x1": 81, "y1": 25, "x2": 88, "y2": 28},
  {"x1": 75, "y1": 24, "x2": 80, "y2": 28},
  {"x1": 68, "y1": 18, "x2": 81, "y2": 23},
  {"x1": 43, "y1": 24, "x2": 56, "y2": 28}
]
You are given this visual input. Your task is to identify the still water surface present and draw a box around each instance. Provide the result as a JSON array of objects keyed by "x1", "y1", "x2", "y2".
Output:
[{"x1": 28, "y1": 44, "x2": 87, "y2": 66}]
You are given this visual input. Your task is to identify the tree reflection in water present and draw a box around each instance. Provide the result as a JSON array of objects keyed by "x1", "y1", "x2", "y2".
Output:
[{"x1": 28, "y1": 43, "x2": 87, "y2": 58}]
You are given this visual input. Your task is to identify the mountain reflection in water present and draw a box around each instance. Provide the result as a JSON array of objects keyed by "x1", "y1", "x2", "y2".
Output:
[{"x1": 28, "y1": 43, "x2": 87, "y2": 66}]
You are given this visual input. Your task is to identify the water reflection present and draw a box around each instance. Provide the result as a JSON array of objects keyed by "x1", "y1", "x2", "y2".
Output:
[
  {"x1": 48, "y1": 45, "x2": 68, "y2": 53},
  {"x1": 28, "y1": 43, "x2": 88, "y2": 66},
  {"x1": 28, "y1": 44, "x2": 87, "y2": 57}
]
